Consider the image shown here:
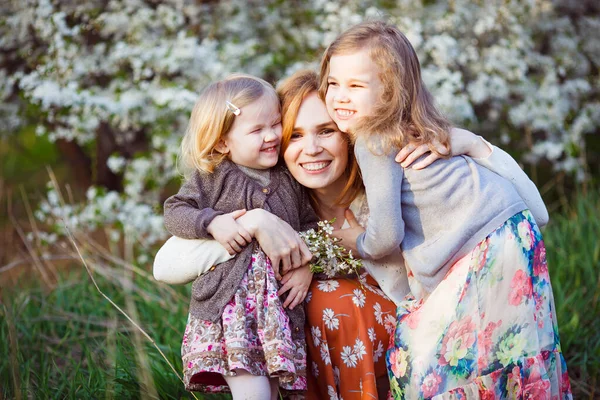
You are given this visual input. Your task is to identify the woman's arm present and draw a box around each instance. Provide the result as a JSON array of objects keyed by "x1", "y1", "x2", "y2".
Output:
[
  {"x1": 154, "y1": 208, "x2": 313, "y2": 284},
  {"x1": 470, "y1": 137, "x2": 549, "y2": 227},
  {"x1": 153, "y1": 236, "x2": 233, "y2": 284},
  {"x1": 236, "y1": 209, "x2": 313, "y2": 277}
]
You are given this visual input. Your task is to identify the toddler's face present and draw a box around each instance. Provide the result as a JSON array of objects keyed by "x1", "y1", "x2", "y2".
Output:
[
  {"x1": 325, "y1": 48, "x2": 383, "y2": 134},
  {"x1": 217, "y1": 94, "x2": 282, "y2": 169}
]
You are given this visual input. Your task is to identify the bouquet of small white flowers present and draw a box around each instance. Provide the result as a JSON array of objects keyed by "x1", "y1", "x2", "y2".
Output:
[{"x1": 299, "y1": 219, "x2": 363, "y2": 278}]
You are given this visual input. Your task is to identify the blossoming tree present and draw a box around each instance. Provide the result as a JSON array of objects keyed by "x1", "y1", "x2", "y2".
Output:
[{"x1": 1, "y1": 0, "x2": 598, "y2": 261}]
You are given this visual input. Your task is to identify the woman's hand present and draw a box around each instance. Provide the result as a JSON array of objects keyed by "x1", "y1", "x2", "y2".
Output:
[
  {"x1": 236, "y1": 209, "x2": 313, "y2": 280},
  {"x1": 332, "y1": 209, "x2": 364, "y2": 256},
  {"x1": 395, "y1": 127, "x2": 492, "y2": 169},
  {"x1": 278, "y1": 264, "x2": 313, "y2": 310}
]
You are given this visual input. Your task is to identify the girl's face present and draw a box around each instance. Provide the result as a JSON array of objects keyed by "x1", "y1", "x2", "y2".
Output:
[
  {"x1": 325, "y1": 48, "x2": 383, "y2": 134},
  {"x1": 284, "y1": 92, "x2": 349, "y2": 191},
  {"x1": 217, "y1": 94, "x2": 282, "y2": 169}
]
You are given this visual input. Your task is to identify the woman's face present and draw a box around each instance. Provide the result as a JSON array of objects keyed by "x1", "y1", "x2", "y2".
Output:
[{"x1": 283, "y1": 92, "x2": 349, "y2": 191}]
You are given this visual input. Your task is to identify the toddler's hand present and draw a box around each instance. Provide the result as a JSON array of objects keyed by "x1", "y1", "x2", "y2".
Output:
[
  {"x1": 207, "y1": 210, "x2": 252, "y2": 255},
  {"x1": 278, "y1": 264, "x2": 313, "y2": 310}
]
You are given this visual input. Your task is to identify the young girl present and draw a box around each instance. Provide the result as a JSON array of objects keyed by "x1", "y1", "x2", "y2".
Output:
[
  {"x1": 163, "y1": 74, "x2": 318, "y2": 399},
  {"x1": 322, "y1": 21, "x2": 572, "y2": 399}
]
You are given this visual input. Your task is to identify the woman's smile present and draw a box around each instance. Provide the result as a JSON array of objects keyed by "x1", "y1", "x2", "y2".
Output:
[
  {"x1": 283, "y1": 92, "x2": 349, "y2": 191},
  {"x1": 300, "y1": 160, "x2": 332, "y2": 172}
]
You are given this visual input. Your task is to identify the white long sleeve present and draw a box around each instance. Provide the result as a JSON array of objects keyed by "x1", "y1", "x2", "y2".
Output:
[
  {"x1": 153, "y1": 236, "x2": 233, "y2": 284},
  {"x1": 472, "y1": 138, "x2": 549, "y2": 227}
]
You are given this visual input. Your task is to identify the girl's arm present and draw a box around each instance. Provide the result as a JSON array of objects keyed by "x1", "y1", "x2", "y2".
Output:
[
  {"x1": 164, "y1": 173, "x2": 252, "y2": 253},
  {"x1": 339, "y1": 137, "x2": 405, "y2": 260},
  {"x1": 163, "y1": 173, "x2": 223, "y2": 240},
  {"x1": 397, "y1": 128, "x2": 549, "y2": 227}
]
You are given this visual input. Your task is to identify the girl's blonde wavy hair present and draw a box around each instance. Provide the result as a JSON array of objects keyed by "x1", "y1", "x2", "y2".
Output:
[
  {"x1": 319, "y1": 20, "x2": 452, "y2": 156},
  {"x1": 277, "y1": 69, "x2": 364, "y2": 215},
  {"x1": 179, "y1": 74, "x2": 279, "y2": 179}
]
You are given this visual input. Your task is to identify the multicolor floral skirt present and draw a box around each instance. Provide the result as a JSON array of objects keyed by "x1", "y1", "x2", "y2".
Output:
[
  {"x1": 387, "y1": 210, "x2": 572, "y2": 399},
  {"x1": 181, "y1": 248, "x2": 306, "y2": 393},
  {"x1": 305, "y1": 273, "x2": 396, "y2": 399}
]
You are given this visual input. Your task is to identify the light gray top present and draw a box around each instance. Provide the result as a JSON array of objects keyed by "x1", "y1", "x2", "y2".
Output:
[{"x1": 355, "y1": 136, "x2": 529, "y2": 292}]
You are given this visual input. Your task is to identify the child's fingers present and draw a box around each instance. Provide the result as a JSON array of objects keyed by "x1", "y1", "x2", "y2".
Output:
[
  {"x1": 237, "y1": 226, "x2": 253, "y2": 244},
  {"x1": 228, "y1": 209, "x2": 247, "y2": 219},
  {"x1": 431, "y1": 139, "x2": 449, "y2": 156},
  {"x1": 287, "y1": 289, "x2": 306, "y2": 310},
  {"x1": 228, "y1": 239, "x2": 243, "y2": 253},
  {"x1": 394, "y1": 144, "x2": 415, "y2": 163},
  {"x1": 412, "y1": 153, "x2": 441, "y2": 170},
  {"x1": 232, "y1": 233, "x2": 248, "y2": 248},
  {"x1": 224, "y1": 243, "x2": 236, "y2": 255},
  {"x1": 400, "y1": 144, "x2": 429, "y2": 168},
  {"x1": 344, "y1": 209, "x2": 360, "y2": 228},
  {"x1": 279, "y1": 272, "x2": 292, "y2": 286},
  {"x1": 278, "y1": 279, "x2": 292, "y2": 297}
]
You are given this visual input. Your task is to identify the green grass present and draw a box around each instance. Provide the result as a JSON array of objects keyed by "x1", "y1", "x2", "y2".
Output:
[
  {"x1": 0, "y1": 267, "x2": 229, "y2": 399},
  {"x1": 543, "y1": 188, "x2": 600, "y2": 398},
  {"x1": 1, "y1": 189, "x2": 599, "y2": 399}
]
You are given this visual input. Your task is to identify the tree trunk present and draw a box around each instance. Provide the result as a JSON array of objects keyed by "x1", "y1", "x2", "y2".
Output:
[{"x1": 55, "y1": 139, "x2": 92, "y2": 188}]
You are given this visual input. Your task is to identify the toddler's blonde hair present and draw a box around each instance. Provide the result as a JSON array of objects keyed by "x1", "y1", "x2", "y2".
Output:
[{"x1": 180, "y1": 74, "x2": 279, "y2": 178}]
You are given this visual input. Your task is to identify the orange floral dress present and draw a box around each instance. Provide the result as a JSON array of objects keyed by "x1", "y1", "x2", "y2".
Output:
[{"x1": 304, "y1": 273, "x2": 396, "y2": 399}]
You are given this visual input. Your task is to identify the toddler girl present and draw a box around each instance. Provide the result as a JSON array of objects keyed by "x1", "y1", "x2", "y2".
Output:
[
  {"x1": 163, "y1": 74, "x2": 317, "y2": 399},
  {"x1": 322, "y1": 21, "x2": 572, "y2": 399}
]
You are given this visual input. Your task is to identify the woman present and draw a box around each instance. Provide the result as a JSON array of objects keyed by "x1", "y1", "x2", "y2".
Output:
[{"x1": 154, "y1": 70, "x2": 549, "y2": 399}]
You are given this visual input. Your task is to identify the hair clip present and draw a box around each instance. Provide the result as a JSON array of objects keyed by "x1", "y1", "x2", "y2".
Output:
[{"x1": 225, "y1": 100, "x2": 241, "y2": 116}]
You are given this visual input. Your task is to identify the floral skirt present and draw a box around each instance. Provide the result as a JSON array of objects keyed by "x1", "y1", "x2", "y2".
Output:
[
  {"x1": 387, "y1": 210, "x2": 572, "y2": 399},
  {"x1": 181, "y1": 248, "x2": 306, "y2": 393},
  {"x1": 305, "y1": 273, "x2": 396, "y2": 400}
]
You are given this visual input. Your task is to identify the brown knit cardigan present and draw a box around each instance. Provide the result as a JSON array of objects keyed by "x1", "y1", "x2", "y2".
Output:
[{"x1": 163, "y1": 159, "x2": 318, "y2": 341}]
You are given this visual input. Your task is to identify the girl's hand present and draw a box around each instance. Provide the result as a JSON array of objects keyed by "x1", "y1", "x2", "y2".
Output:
[
  {"x1": 278, "y1": 264, "x2": 313, "y2": 310},
  {"x1": 207, "y1": 209, "x2": 252, "y2": 255},
  {"x1": 395, "y1": 127, "x2": 492, "y2": 169},
  {"x1": 332, "y1": 209, "x2": 364, "y2": 256},
  {"x1": 236, "y1": 209, "x2": 312, "y2": 280}
]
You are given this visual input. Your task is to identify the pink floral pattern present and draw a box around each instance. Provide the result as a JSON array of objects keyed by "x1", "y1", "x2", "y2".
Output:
[
  {"x1": 387, "y1": 211, "x2": 572, "y2": 399},
  {"x1": 182, "y1": 249, "x2": 306, "y2": 393}
]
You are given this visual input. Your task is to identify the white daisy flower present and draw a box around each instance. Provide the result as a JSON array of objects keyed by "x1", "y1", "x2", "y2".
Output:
[
  {"x1": 352, "y1": 288, "x2": 366, "y2": 308},
  {"x1": 373, "y1": 302, "x2": 384, "y2": 324},
  {"x1": 341, "y1": 345, "x2": 358, "y2": 367},
  {"x1": 318, "y1": 280, "x2": 340, "y2": 293},
  {"x1": 368, "y1": 327, "x2": 376, "y2": 343},
  {"x1": 384, "y1": 314, "x2": 396, "y2": 334},
  {"x1": 311, "y1": 326, "x2": 322, "y2": 347},
  {"x1": 327, "y1": 385, "x2": 338, "y2": 400},
  {"x1": 320, "y1": 343, "x2": 332, "y2": 365},
  {"x1": 305, "y1": 291, "x2": 312, "y2": 303},
  {"x1": 333, "y1": 366, "x2": 341, "y2": 387},
  {"x1": 373, "y1": 341, "x2": 384, "y2": 362},
  {"x1": 323, "y1": 308, "x2": 340, "y2": 330},
  {"x1": 353, "y1": 338, "x2": 367, "y2": 360},
  {"x1": 312, "y1": 361, "x2": 319, "y2": 377}
]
